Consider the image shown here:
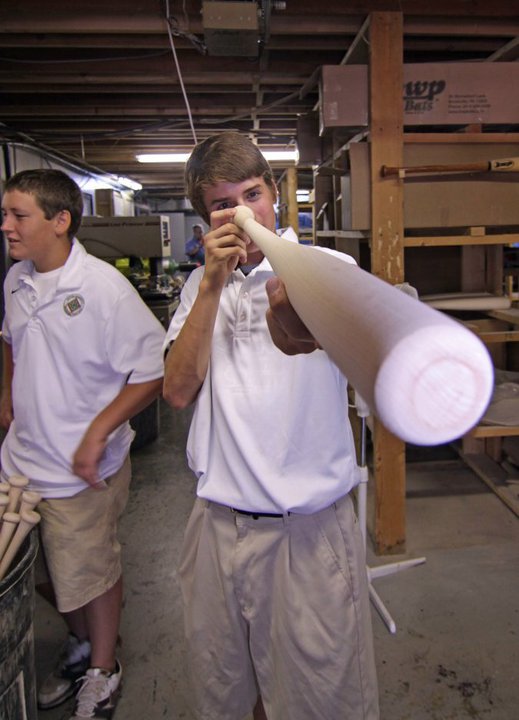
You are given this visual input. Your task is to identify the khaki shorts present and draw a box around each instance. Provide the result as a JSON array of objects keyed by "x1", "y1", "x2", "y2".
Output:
[
  {"x1": 36, "y1": 456, "x2": 131, "y2": 613},
  {"x1": 179, "y1": 494, "x2": 379, "y2": 720}
]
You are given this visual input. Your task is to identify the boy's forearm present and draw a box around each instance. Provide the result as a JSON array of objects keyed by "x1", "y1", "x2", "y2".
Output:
[
  {"x1": 1, "y1": 339, "x2": 13, "y2": 389},
  {"x1": 0, "y1": 340, "x2": 14, "y2": 429},
  {"x1": 86, "y1": 377, "x2": 163, "y2": 442},
  {"x1": 163, "y1": 279, "x2": 221, "y2": 409},
  {"x1": 73, "y1": 378, "x2": 162, "y2": 486}
]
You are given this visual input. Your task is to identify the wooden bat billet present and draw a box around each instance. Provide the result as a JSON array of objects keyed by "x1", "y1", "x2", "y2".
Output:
[
  {"x1": 19, "y1": 490, "x2": 42, "y2": 516},
  {"x1": 381, "y1": 156, "x2": 519, "y2": 177},
  {"x1": 234, "y1": 205, "x2": 494, "y2": 446},
  {"x1": 0, "y1": 509, "x2": 40, "y2": 581},
  {"x1": 0, "y1": 495, "x2": 9, "y2": 521},
  {"x1": 0, "y1": 511, "x2": 20, "y2": 562},
  {"x1": 0, "y1": 481, "x2": 10, "y2": 494},
  {"x1": 6, "y1": 474, "x2": 29, "y2": 513}
]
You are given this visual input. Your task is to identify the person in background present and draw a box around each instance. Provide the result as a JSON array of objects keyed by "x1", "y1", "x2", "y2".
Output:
[
  {"x1": 163, "y1": 131, "x2": 379, "y2": 720},
  {"x1": 0, "y1": 169, "x2": 165, "y2": 720},
  {"x1": 184, "y1": 222, "x2": 205, "y2": 265}
]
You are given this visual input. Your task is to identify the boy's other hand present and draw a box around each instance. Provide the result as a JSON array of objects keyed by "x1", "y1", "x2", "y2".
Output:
[
  {"x1": 72, "y1": 432, "x2": 107, "y2": 489},
  {"x1": 265, "y1": 277, "x2": 321, "y2": 355}
]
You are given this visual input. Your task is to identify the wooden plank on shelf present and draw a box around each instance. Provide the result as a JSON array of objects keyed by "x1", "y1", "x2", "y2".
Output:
[
  {"x1": 472, "y1": 330, "x2": 519, "y2": 343},
  {"x1": 460, "y1": 316, "x2": 519, "y2": 343},
  {"x1": 488, "y1": 308, "x2": 519, "y2": 325},
  {"x1": 404, "y1": 234, "x2": 519, "y2": 247},
  {"x1": 468, "y1": 425, "x2": 519, "y2": 438},
  {"x1": 404, "y1": 133, "x2": 519, "y2": 144},
  {"x1": 316, "y1": 230, "x2": 367, "y2": 239}
]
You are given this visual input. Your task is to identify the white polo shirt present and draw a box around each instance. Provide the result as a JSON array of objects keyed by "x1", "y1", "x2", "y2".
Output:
[
  {"x1": 165, "y1": 230, "x2": 360, "y2": 514},
  {"x1": 1, "y1": 239, "x2": 165, "y2": 498}
]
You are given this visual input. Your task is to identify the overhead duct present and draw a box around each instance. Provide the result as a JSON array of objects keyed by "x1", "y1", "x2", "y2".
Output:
[{"x1": 202, "y1": 1, "x2": 259, "y2": 57}]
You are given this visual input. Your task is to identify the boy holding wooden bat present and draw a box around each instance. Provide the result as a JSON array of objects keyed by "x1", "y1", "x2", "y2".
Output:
[
  {"x1": 163, "y1": 132, "x2": 379, "y2": 720},
  {"x1": 0, "y1": 169, "x2": 165, "y2": 720}
]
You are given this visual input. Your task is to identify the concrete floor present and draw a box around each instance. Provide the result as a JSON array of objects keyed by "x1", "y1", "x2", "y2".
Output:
[{"x1": 34, "y1": 401, "x2": 519, "y2": 720}]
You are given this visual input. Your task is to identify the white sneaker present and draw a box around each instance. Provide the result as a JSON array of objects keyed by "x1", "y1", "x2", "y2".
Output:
[
  {"x1": 69, "y1": 660, "x2": 122, "y2": 719},
  {"x1": 38, "y1": 633, "x2": 91, "y2": 709}
]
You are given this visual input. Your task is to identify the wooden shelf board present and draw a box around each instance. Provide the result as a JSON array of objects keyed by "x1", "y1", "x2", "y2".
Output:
[
  {"x1": 404, "y1": 234, "x2": 519, "y2": 247},
  {"x1": 468, "y1": 424, "x2": 519, "y2": 438},
  {"x1": 316, "y1": 230, "x2": 366, "y2": 239},
  {"x1": 473, "y1": 330, "x2": 519, "y2": 343},
  {"x1": 404, "y1": 133, "x2": 519, "y2": 144},
  {"x1": 488, "y1": 308, "x2": 519, "y2": 325}
]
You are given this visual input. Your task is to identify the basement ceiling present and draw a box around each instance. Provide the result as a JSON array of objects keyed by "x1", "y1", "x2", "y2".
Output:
[{"x1": 1, "y1": 1, "x2": 519, "y2": 205}]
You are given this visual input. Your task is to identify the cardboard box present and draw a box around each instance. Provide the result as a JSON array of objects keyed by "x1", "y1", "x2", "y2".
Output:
[
  {"x1": 344, "y1": 142, "x2": 519, "y2": 230},
  {"x1": 320, "y1": 63, "x2": 519, "y2": 132},
  {"x1": 296, "y1": 112, "x2": 322, "y2": 165},
  {"x1": 202, "y1": 1, "x2": 259, "y2": 56}
]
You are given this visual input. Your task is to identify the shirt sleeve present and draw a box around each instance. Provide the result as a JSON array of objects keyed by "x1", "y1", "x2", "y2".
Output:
[{"x1": 104, "y1": 282, "x2": 166, "y2": 384}]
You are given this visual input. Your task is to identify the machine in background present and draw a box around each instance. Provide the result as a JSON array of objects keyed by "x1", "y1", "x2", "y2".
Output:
[{"x1": 77, "y1": 215, "x2": 185, "y2": 330}]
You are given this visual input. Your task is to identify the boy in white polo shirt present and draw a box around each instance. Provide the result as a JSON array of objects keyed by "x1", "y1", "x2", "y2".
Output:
[
  {"x1": 0, "y1": 169, "x2": 165, "y2": 720},
  {"x1": 163, "y1": 132, "x2": 379, "y2": 720}
]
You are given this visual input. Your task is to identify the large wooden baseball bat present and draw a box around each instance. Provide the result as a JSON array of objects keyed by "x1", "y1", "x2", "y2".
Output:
[
  {"x1": 0, "y1": 509, "x2": 40, "y2": 581},
  {"x1": 233, "y1": 205, "x2": 494, "y2": 446},
  {"x1": 381, "y1": 156, "x2": 519, "y2": 177}
]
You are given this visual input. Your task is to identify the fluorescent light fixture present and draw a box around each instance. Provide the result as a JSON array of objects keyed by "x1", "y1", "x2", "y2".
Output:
[
  {"x1": 136, "y1": 153, "x2": 191, "y2": 163},
  {"x1": 115, "y1": 176, "x2": 142, "y2": 191},
  {"x1": 262, "y1": 150, "x2": 299, "y2": 162},
  {"x1": 83, "y1": 175, "x2": 143, "y2": 193},
  {"x1": 136, "y1": 149, "x2": 299, "y2": 164}
]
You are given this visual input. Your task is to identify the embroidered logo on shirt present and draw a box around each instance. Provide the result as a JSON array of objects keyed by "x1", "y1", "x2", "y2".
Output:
[{"x1": 63, "y1": 294, "x2": 85, "y2": 317}]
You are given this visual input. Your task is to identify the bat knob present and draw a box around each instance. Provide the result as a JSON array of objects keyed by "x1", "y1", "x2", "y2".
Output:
[
  {"x1": 20, "y1": 509, "x2": 41, "y2": 525},
  {"x1": 1, "y1": 512, "x2": 19, "y2": 525},
  {"x1": 8, "y1": 474, "x2": 29, "y2": 488},
  {"x1": 234, "y1": 205, "x2": 254, "y2": 228}
]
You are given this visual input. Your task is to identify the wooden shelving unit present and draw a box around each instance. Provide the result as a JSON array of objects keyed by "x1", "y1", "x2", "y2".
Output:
[{"x1": 309, "y1": 12, "x2": 519, "y2": 551}]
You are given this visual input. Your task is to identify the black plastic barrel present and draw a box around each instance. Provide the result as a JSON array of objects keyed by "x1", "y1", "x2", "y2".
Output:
[{"x1": 0, "y1": 529, "x2": 38, "y2": 720}]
